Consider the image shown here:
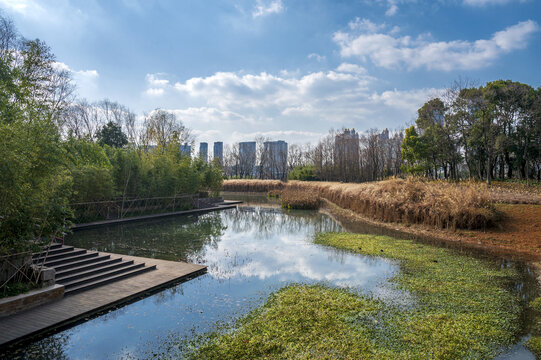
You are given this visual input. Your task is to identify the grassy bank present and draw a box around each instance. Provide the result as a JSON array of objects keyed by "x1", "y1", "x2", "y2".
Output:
[
  {"x1": 186, "y1": 232, "x2": 523, "y2": 359},
  {"x1": 223, "y1": 179, "x2": 498, "y2": 229}
]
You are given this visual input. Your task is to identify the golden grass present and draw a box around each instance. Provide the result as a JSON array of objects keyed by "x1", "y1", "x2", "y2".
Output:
[
  {"x1": 223, "y1": 178, "x2": 499, "y2": 230},
  {"x1": 280, "y1": 189, "x2": 320, "y2": 210},
  {"x1": 222, "y1": 179, "x2": 285, "y2": 193}
]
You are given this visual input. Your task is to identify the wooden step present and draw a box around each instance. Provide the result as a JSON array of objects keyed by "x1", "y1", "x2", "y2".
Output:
[
  {"x1": 53, "y1": 254, "x2": 110, "y2": 272},
  {"x1": 40, "y1": 251, "x2": 98, "y2": 268},
  {"x1": 33, "y1": 248, "x2": 85, "y2": 263},
  {"x1": 61, "y1": 263, "x2": 147, "y2": 289},
  {"x1": 57, "y1": 260, "x2": 134, "y2": 283},
  {"x1": 64, "y1": 265, "x2": 157, "y2": 295},
  {"x1": 55, "y1": 257, "x2": 122, "y2": 279},
  {"x1": 32, "y1": 245, "x2": 74, "y2": 259}
]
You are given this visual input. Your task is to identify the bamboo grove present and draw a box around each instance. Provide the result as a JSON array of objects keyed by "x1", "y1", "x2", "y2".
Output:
[{"x1": 0, "y1": 15, "x2": 222, "y2": 253}]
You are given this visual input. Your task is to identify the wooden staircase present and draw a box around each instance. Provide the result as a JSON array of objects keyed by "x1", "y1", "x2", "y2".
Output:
[{"x1": 33, "y1": 243, "x2": 156, "y2": 296}]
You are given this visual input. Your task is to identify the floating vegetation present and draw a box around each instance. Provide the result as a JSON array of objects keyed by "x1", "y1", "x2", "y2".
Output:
[{"x1": 186, "y1": 232, "x2": 523, "y2": 359}]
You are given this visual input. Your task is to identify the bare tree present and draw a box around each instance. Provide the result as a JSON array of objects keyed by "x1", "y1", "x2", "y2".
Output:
[{"x1": 143, "y1": 109, "x2": 193, "y2": 153}]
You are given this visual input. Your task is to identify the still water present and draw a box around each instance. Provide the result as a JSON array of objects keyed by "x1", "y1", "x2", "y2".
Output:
[{"x1": 8, "y1": 206, "x2": 402, "y2": 359}]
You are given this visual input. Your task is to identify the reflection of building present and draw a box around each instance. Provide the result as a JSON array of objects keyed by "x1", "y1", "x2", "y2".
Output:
[
  {"x1": 239, "y1": 141, "x2": 256, "y2": 177},
  {"x1": 180, "y1": 143, "x2": 191, "y2": 156},
  {"x1": 213, "y1": 141, "x2": 223, "y2": 165},
  {"x1": 263, "y1": 140, "x2": 288, "y2": 180},
  {"x1": 199, "y1": 142, "x2": 208, "y2": 162},
  {"x1": 334, "y1": 128, "x2": 360, "y2": 182}
]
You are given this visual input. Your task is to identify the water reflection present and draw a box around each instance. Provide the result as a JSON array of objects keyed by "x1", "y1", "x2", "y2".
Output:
[{"x1": 6, "y1": 206, "x2": 399, "y2": 359}]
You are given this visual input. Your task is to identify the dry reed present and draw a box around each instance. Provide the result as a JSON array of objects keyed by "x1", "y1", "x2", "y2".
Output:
[
  {"x1": 222, "y1": 179, "x2": 285, "y2": 193},
  {"x1": 223, "y1": 178, "x2": 498, "y2": 230},
  {"x1": 280, "y1": 189, "x2": 320, "y2": 210}
]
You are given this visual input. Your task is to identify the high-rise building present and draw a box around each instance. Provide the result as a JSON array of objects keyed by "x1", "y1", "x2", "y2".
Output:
[
  {"x1": 262, "y1": 140, "x2": 288, "y2": 180},
  {"x1": 239, "y1": 141, "x2": 256, "y2": 177},
  {"x1": 213, "y1": 141, "x2": 223, "y2": 165},
  {"x1": 334, "y1": 128, "x2": 360, "y2": 182},
  {"x1": 199, "y1": 142, "x2": 208, "y2": 163},
  {"x1": 179, "y1": 143, "x2": 191, "y2": 156}
]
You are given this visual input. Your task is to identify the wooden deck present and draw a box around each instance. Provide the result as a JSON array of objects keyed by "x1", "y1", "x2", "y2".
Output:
[
  {"x1": 72, "y1": 202, "x2": 239, "y2": 230},
  {"x1": 0, "y1": 254, "x2": 206, "y2": 347}
]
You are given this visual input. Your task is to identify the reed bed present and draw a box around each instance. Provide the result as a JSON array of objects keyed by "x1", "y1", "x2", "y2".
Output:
[
  {"x1": 223, "y1": 179, "x2": 498, "y2": 230},
  {"x1": 280, "y1": 189, "x2": 320, "y2": 210},
  {"x1": 222, "y1": 179, "x2": 285, "y2": 193}
]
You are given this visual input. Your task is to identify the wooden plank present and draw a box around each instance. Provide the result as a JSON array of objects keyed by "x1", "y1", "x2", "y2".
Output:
[{"x1": 0, "y1": 253, "x2": 206, "y2": 347}]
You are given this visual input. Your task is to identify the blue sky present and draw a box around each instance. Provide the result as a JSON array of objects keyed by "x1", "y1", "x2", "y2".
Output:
[{"x1": 1, "y1": 0, "x2": 540, "y2": 146}]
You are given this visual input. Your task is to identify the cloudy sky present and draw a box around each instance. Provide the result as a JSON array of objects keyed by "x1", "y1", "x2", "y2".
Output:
[{"x1": 1, "y1": 0, "x2": 539, "y2": 147}]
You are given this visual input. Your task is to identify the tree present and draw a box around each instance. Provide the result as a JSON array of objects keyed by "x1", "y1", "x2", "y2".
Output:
[
  {"x1": 143, "y1": 109, "x2": 193, "y2": 153},
  {"x1": 401, "y1": 126, "x2": 427, "y2": 175},
  {"x1": 96, "y1": 121, "x2": 128, "y2": 148}
]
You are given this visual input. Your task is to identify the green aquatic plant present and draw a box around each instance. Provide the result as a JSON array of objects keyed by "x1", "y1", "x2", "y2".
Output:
[{"x1": 186, "y1": 232, "x2": 523, "y2": 359}]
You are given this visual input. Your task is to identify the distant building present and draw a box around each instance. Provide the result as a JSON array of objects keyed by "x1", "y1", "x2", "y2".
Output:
[
  {"x1": 239, "y1": 141, "x2": 256, "y2": 177},
  {"x1": 180, "y1": 143, "x2": 191, "y2": 156},
  {"x1": 199, "y1": 142, "x2": 208, "y2": 163},
  {"x1": 334, "y1": 128, "x2": 360, "y2": 182},
  {"x1": 213, "y1": 141, "x2": 223, "y2": 165},
  {"x1": 379, "y1": 128, "x2": 389, "y2": 141},
  {"x1": 262, "y1": 140, "x2": 288, "y2": 180}
]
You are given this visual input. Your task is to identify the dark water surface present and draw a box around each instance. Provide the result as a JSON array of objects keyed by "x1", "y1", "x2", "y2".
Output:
[{"x1": 4, "y1": 202, "x2": 537, "y2": 359}]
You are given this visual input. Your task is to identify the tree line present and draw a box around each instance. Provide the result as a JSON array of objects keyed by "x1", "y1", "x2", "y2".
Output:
[
  {"x1": 402, "y1": 79, "x2": 541, "y2": 184},
  {"x1": 283, "y1": 80, "x2": 541, "y2": 184},
  {"x1": 0, "y1": 15, "x2": 222, "y2": 252}
]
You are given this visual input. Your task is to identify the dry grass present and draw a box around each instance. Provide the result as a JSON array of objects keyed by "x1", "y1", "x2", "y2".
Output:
[
  {"x1": 223, "y1": 179, "x2": 499, "y2": 230},
  {"x1": 222, "y1": 179, "x2": 285, "y2": 193},
  {"x1": 280, "y1": 189, "x2": 320, "y2": 210},
  {"x1": 487, "y1": 181, "x2": 541, "y2": 205}
]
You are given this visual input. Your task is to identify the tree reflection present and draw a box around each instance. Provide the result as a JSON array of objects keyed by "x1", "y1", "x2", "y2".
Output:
[{"x1": 66, "y1": 212, "x2": 227, "y2": 262}]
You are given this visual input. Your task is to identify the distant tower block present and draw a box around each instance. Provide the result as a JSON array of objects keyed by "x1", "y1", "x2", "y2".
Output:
[
  {"x1": 213, "y1": 141, "x2": 223, "y2": 165},
  {"x1": 199, "y1": 142, "x2": 208, "y2": 163},
  {"x1": 179, "y1": 143, "x2": 191, "y2": 156},
  {"x1": 239, "y1": 141, "x2": 257, "y2": 177}
]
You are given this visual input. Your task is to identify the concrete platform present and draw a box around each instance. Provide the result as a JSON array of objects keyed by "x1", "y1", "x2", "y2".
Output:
[{"x1": 0, "y1": 254, "x2": 206, "y2": 347}]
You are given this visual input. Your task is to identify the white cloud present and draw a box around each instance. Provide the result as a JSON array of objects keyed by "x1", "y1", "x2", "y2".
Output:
[
  {"x1": 308, "y1": 53, "x2": 326, "y2": 62},
  {"x1": 252, "y1": 0, "x2": 284, "y2": 18},
  {"x1": 336, "y1": 63, "x2": 367, "y2": 74},
  {"x1": 53, "y1": 62, "x2": 99, "y2": 99},
  {"x1": 348, "y1": 17, "x2": 386, "y2": 32},
  {"x1": 147, "y1": 69, "x2": 438, "y2": 145},
  {"x1": 145, "y1": 88, "x2": 164, "y2": 96},
  {"x1": 386, "y1": 4, "x2": 398, "y2": 16},
  {"x1": 0, "y1": 0, "x2": 43, "y2": 15},
  {"x1": 333, "y1": 19, "x2": 539, "y2": 71},
  {"x1": 145, "y1": 73, "x2": 170, "y2": 87}
]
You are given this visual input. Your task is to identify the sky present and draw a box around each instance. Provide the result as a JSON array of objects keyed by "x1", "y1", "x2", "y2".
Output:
[{"x1": 0, "y1": 0, "x2": 540, "y2": 148}]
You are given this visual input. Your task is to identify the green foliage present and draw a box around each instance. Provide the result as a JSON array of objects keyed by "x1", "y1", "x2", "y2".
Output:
[
  {"x1": 531, "y1": 297, "x2": 541, "y2": 313},
  {"x1": 288, "y1": 165, "x2": 317, "y2": 181},
  {"x1": 96, "y1": 121, "x2": 128, "y2": 148},
  {"x1": 527, "y1": 337, "x2": 541, "y2": 359},
  {"x1": 201, "y1": 159, "x2": 224, "y2": 196},
  {"x1": 401, "y1": 126, "x2": 427, "y2": 174},
  {"x1": 189, "y1": 232, "x2": 522, "y2": 359},
  {"x1": 70, "y1": 166, "x2": 114, "y2": 202},
  {"x1": 0, "y1": 281, "x2": 38, "y2": 299},
  {"x1": 0, "y1": 118, "x2": 72, "y2": 253}
]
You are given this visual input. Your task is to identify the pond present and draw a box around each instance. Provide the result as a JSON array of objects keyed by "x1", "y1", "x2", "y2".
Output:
[{"x1": 4, "y1": 202, "x2": 537, "y2": 359}]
